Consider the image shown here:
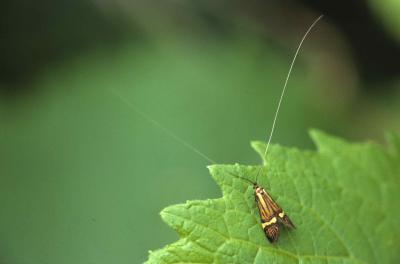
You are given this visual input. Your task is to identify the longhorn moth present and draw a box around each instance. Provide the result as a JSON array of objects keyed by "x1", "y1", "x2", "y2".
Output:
[
  {"x1": 111, "y1": 14, "x2": 323, "y2": 243},
  {"x1": 225, "y1": 14, "x2": 323, "y2": 242},
  {"x1": 226, "y1": 170, "x2": 296, "y2": 242}
]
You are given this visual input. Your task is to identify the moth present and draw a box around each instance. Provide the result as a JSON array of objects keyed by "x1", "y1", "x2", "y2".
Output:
[
  {"x1": 228, "y1": 171, "x2": 295, "y2": 242},
  {"x1": 255, "y1": 184, "x2": 295, "y2": 242},
  {"x1": 222, "y1": 14, "x2": 322, "y2": 242}
]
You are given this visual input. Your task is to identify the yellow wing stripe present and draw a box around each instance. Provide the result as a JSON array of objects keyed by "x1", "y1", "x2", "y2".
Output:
[{"x1": 262, "y1": 217, "x2": 277, "y2": 228}]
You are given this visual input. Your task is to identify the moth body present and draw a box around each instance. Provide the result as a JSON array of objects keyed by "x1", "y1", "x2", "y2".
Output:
[{"x1": 253, "y1": 185, "x2": 295, "y2": 242}]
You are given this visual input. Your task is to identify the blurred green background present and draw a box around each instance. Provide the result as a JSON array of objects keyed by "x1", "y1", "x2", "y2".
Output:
[{"x1": 1, "y1": 1, "x2": 400, "y2": 263}]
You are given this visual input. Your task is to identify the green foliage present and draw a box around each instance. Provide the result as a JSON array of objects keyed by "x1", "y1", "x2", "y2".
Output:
[
  {"x1": 369, "y1": 0, "x2": 400, "y2": 42},
  {"x1": 0, "y1": 36, "x2": 326, "y2": 264},
  {"x1": 147, "y1": 130, "x2": 400, "y2": 264}
]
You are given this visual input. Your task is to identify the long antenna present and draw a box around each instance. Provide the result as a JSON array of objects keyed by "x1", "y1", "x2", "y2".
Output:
[
  {"x1": 110, "y1": 15, "x2": 323, "y2": 178},
  {"x1": 110, "y1": 88, "x2": 216, "y2": 164},
  {"x1": 226, "y1": 171, "x2": 256, "y2": 185},
  {"x1": 256, "y1": 15, "x2": 323, "y2": 182},
  {"x1": 111, "y1": 90, "x2": 256, "y2": 186}
]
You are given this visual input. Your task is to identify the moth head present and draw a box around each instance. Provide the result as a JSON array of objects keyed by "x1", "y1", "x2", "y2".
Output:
[{"x1": 254, "y1": 186, "x2": 264, "y2": 194}]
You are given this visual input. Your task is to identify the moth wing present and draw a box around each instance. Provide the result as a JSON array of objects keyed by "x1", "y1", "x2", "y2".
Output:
[
  {"x1": 261, "y1": 191, "x2": 296, "y2": 229},
  {"x1": 264, "y1": 223, "x2": 280, "y2": 243},
  {"x1": 255, "y1": 197, "x2": 273, "y2": 222},
  {"x1": 278, "y1": 214, "x2": 296, "y2": 229}
]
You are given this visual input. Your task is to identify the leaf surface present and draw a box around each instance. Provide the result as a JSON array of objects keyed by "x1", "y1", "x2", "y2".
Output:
[{"x1": 146, "y1": 130, "x2": 400, "y2": 263}]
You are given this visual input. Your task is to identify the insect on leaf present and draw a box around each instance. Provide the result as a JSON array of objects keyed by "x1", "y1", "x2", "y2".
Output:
[{"x1": 146, "y1": 130, "x2": 400, "y2": 264}]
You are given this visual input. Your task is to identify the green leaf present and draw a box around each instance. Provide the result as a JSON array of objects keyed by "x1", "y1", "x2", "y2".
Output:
[{"x1": 146, "y1": 130, "x2": 400, "y2": 264}]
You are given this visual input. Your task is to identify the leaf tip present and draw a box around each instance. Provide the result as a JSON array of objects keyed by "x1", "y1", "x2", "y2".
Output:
[
  {"x1": 308, "y1": 128, "x2": 326, "y2": 143},
  {"x1": 250, "y1": 140, "x2": 265, "y2": 150},
  {"x1": 207, "y1": 164, "x2": 217, "y2": 173},
  {"x1": 208, "y1": 164, "x2": 232, "y2": 185},
  {"x1": 159, "y1": 207, "x2": 170, "y2": 222},
  {"x1": 251, "y1": 140, "x2": 267, "y2": 160},
  {"x1": 159, "y1": 204, "x2": 179, "y2": 224},
  {"x1": 309, "y1": 128, "x2": 348, "y2": 153}
]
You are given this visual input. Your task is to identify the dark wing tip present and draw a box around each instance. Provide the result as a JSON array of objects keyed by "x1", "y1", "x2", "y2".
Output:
[
  {"x1": 280, "y1": 215, "x2": 296, "y2": 229},
  {"x1": 265, "y1": 224, "x2": 280, "y2": 243}
]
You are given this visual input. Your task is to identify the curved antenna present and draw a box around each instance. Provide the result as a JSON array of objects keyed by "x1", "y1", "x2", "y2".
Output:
[
  {"x1": 110, "y1": 15, "x2": 323, "y2": 182},
  {"x1": 256, "y1": 15, "x2": 323, "y2": 183},
  {"x1": 110, "y1": 88, "x2": 216, "y2": 164},
  {"x1": 225, "y1": 171, "x2": 256, "y2": 185}
]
